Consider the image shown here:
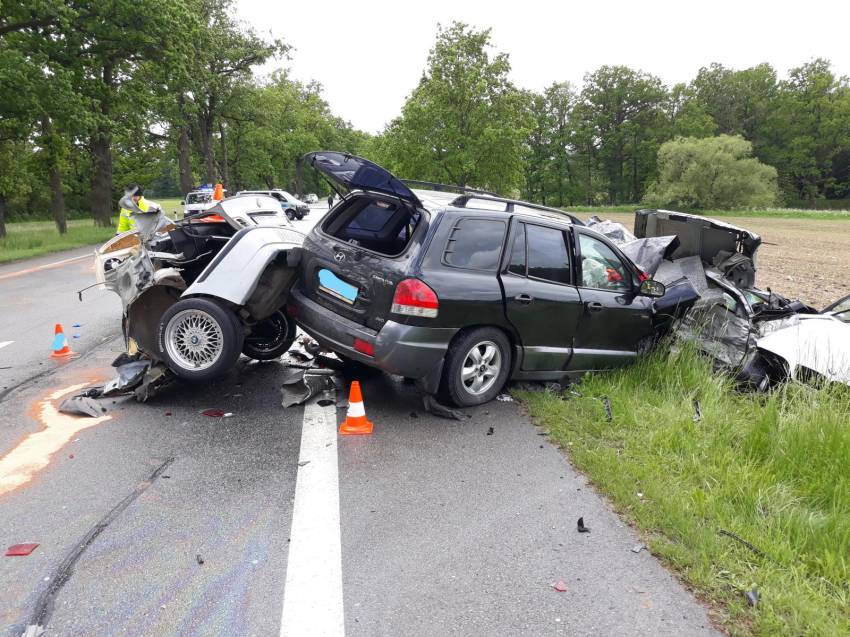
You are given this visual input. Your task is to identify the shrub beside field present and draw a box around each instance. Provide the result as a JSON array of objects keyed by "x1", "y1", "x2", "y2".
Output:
[{"x1": 519, "y1": 348, "x2": 850, "y2": 636}]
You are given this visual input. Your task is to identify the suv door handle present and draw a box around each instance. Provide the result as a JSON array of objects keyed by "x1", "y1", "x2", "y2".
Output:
[
  {"x1": 514, "y1": 294, "x2": 534, "y2": 304},
  {"x1": 586, "y1": 301, "x2": 604, "y2": 313}
]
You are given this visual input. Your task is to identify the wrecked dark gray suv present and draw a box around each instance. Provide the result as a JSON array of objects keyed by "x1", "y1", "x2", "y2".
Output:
[{"x1": 289, "y1": 152, "x2": 697, "y2": 406}]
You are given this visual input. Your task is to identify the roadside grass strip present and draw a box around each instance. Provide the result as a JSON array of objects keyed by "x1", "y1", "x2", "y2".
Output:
[
  {"x1": 519, "y1": 346, "x2": 850, "y2": 637},
  {"x1": 0, "y1": 220, "x2": 115, "y2": 263}
]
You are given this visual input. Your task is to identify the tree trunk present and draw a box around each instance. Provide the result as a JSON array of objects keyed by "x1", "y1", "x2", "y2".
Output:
[
  {"x1": 90, "y1": 60, "x2": 115, "y2": 228},
  {"x1": 42, "y1": 116, "x2": 67, "y2": 234},
  {"x1": 0, "y1": 195, "x2": 7, "y2": 239},
  {"x1": 218, "y1": 122, "x2": 230, "y2": 189},
  {"x1": 177, "y1": 125, "x2": 193, "y2": 195},
  {"x1": 49, "y1": 162, "x2": 67, "y2": 234}
]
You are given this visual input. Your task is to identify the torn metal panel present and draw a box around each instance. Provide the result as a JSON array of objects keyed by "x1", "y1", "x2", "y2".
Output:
[
  {"x1": 618, "y1": 235, "x2": 680, "y2": 276},
  {"x1": 634, "y1": 209, "x2": 761, "y2": 265},
  {"x1": 673, "y1": 288, "x2": 757, "y2": 368},
  {"x1": 281, "y1": 367, "x2": 337, "y2": 407},
  {"x1": 101, "y1": 360, "x2": 150, "y2": 397},
  {"x1": 585, "y1": 216, "x2": 637, "y2": 243}
]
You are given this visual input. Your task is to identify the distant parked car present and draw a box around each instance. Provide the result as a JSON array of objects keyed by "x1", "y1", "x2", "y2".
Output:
[
  {"x1": 236, "y1": 189, "x2": 309, "y2": 220},
  {"x1": 182, "y1": 188, "x2": 218, "y2": 217},
  {"x1": 290, "y1": 151, "x2": 697, "y2": 407},
  {"x1": 304, "y1": 193, "x2": 319, "y2": 204}
]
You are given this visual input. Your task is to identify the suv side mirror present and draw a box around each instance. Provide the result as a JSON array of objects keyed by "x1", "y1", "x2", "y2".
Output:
[{"x1": 639, "y1": 279, "x2": 666, "y2": 298}]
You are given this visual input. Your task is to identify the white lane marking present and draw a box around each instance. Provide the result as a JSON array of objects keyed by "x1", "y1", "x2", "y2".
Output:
[
  {"x1": 280, "y1": 400, "x2": 345, "y2": 637},
  {"x1": 0, "y1": 253, "x2": 90, "y2": 282},
  {"x1": 0, "y1": 341, "x2": 13, "y2": 350}
]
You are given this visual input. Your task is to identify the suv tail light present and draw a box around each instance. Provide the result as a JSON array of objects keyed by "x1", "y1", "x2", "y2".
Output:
[{"x1": 391, "y1": 279, "x2": 439, "y2": 318}]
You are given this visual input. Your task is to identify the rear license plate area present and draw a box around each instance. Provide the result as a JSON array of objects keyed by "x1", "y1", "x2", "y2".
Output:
[{"x1": 318, "y1": 268, "x2": 359, "y2": 305}]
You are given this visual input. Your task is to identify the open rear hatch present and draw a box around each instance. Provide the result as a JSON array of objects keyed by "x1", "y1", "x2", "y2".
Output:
[{"x1": 298, "y1": 153, "x2": 428, "y2": 331}]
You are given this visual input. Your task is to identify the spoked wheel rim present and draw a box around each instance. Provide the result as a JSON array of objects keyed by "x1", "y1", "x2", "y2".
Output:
[
  {"x1": 460, "y1": 340, "x2": 502, "y2": 396},
  {"x1": 245, "y1": 312, "x2": 291, "y2": 354},
  {"x1": 164, "y1": 309, "x2": 224, "y2": 371}
]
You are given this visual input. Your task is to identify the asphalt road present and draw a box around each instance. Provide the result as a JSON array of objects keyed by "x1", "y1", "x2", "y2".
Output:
[{"x1": 0, "y1": 205, "x2": 720, "y2": 636}]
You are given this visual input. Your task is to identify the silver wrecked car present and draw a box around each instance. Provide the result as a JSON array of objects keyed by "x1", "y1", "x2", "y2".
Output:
[{"x1": 95, "y1": 194, "x2": 305, "y2": 380}]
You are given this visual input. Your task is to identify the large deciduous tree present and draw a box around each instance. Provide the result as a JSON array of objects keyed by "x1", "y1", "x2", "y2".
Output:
[
  {"x1": 375, "y1": 22, "x2": 530, "y2": 192},
  {"x1": 644, "y1": 135, "x2": 778, "y2": 210}
]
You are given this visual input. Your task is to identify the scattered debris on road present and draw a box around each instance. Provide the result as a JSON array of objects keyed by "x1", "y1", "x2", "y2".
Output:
[
  {"x1": 486, "y1": 427, "x2": 494, "y2": 435},
  {"x1": 631, "y1": 543, "x2": 647, "y2": 554},
  {"x1": 552, "y1": 581, "x2": 568, "y2": 592},
  {"x1": 496, "y1": 394, "x2": 513, "y2": 402},
  {"x1": 421, "y1": 393, "x2": 468, "y2": 420},
  {"x1": 201, "y1": 409, "x2": 226, "y2": 417},
  {"x1": 58, "y1": 395, "x2": 107, "y2": 418},
  {"x1": 196, "y1": 554, "x2": 204, "y2": 565},
  {"x1": 5, "y1": 543, "x2": 39, "y2": 557},
  {"x1": 577, "y1": 517, "x2": 591, "y2": 533}
]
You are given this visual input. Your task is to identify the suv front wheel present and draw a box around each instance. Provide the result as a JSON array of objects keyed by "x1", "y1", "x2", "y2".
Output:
[{"x1": 439, "y1": 327, "x2": 511, "y2": 407}]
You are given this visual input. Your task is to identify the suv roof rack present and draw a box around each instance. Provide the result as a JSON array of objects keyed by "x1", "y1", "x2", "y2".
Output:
[
  {"x1": 448, "y1": 193, "x2": 585, "y2": 226},
  {"x1": 401, "y1": 179, "x2": 497, "y2": 197}
]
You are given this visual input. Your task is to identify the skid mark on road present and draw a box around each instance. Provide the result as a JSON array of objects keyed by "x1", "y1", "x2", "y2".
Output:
[
  {"x1": 280, "y1": 401, "x2": 345, "y2": 637},
  {"x1": 0, "y1": 382, "x2": 111, "y2": 496}
]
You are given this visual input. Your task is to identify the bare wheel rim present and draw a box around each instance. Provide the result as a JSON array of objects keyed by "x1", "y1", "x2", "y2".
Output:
[
  {"x1": 164, "y1": 309, "x2": 225, "y2": 371},
  {"x1": 460, "y1": 340, "x2": 502, "y2": 396}
]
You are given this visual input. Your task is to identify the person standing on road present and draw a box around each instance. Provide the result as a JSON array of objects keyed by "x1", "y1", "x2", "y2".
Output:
[
  {"x1": 328, "y1": 193, "x2": 334, "y2": 208},
  {"x1": 117, "y1": 184, "x2": 160, "y2": 233}
]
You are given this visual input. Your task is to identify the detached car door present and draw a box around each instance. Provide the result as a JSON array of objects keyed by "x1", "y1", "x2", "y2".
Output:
[
  {"x1": 568, "y1": 231, "x2": 655, "y2": 371},
  {"x1": 500, "y1": 220, "x2": 582, "y2": 371}
]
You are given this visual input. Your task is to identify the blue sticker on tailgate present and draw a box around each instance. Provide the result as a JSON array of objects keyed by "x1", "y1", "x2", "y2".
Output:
[{"x1": 318, "y1": 268, "x2": 358, "y2": 304}]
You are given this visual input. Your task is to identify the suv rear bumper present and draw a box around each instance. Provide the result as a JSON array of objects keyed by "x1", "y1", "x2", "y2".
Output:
[{"x1": 289, "y1": 287, "x2": 457, "y2": 393}]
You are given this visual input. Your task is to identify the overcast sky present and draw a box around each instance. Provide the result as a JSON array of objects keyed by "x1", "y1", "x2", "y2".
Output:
[{"x1": 237, "y1": 0, "x2": 850, "y2": 134}]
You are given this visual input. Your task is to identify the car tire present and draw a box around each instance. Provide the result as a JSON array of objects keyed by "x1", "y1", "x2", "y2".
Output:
[
  {"x1": 242, "y1": 309, "x2": 296, "y2": 361},
  {"x1": 439, "y1": 327, "x2": 511, "y2": 407},
  {"x1": 158, "y1": 297, "x2": 243, "y2": 381}
]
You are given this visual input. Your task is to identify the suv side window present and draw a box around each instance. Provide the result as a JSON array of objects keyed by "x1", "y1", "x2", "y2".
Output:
[
  {"x1": 443, "y1": 218, "x2": 507, "y2": 271},
  {"x1": 578, "y1": 233, "x2": 631, "y2": 292},
  {"x1": 508, "y1": 223, "x2": 526, "y2": 276},
  {"x1": 526, "y1": 224, "x2": 571, "y2": 284}
]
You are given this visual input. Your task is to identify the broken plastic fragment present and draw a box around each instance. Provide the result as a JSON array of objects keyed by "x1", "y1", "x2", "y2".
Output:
[
  {"x1": 744, "y1": 588, "x2": 759, "y2": 607},
  {"x1": 600, "y1": 396, "x2": 613, "y2": 422},
  {"x1": 552, "y1": 581, "x2": 568, "y2": 592},
  {"x1": 196, "y1": 554, "x2": 204, "y2": 565},
  {"x1": 58, "y1": 395, "x2": 107, "y2": 418},
  {"x1": 631, "y1": 544, "x2": 647, "y2": 554},
  {"x1": 486, "y1": 427, "x2": 494, "y2": 435},
  {"x1": 5, "y1": 543, "x2": 39, "y2": 556},
  {"x1": 201, "y1": 409, "x2": 225, "y2": 417},
  {"x1": 577, "y1": 517, "x2": 591, "y2": 533},
  {"x1": 693, "y1": 399, "x2": 703, "y2": 423},
  {"x1": 496, "y1": 394, "x2": 513, "y2": 402},
  {"x1": 422, "y1": 393, "x2": 468, "y2": 420}
]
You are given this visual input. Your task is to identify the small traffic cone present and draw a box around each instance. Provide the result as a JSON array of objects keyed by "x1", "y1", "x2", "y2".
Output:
[
  {"x1": 212, "y1": 183, "x2": 224, "y2": 201},
  {"x1": 339, "y1": 381, "x2": 373, "y2": 435},
  {"x1": 50, "y1": 323, "x2": 74, "y2": 358}
]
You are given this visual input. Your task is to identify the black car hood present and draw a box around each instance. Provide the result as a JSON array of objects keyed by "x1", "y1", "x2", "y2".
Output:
[{"x1": 300, "y1": 151, "x2": 422, "y2": 208}]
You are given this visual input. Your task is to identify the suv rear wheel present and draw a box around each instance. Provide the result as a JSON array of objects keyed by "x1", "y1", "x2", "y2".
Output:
[{"x1": 439, "y1": 327, "x2": 511, "y2": 407}]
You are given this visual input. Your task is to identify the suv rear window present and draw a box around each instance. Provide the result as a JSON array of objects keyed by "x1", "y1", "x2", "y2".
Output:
[
  {"x1": 443, "y1": 218, "x2": 506, "y2": 271},
  {"x1": 324, "y1": 196, "x2": 422, "y2": 256}
]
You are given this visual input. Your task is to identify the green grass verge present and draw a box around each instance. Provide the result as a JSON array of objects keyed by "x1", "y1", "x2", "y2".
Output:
[
  {"x1": 519, "y1": 348, "x2": 850, "y2": 636},
  {"x1": 0, "y1": 219, "x2": 116, "y2": 264},
  {"x1": 562, "y1": 205, "x2": 850, "y2": 221}
]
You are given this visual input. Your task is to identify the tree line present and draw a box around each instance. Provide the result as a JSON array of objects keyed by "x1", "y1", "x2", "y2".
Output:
[
  {"x1": 0, "y1": 0, "x2": 366, "y2": 236},
  {"x1": 369, "y1": 23, "x2": 850, "y2": 211},
  {"x1": 2, "y1": 12, "x2": 849, "y2": 238}
]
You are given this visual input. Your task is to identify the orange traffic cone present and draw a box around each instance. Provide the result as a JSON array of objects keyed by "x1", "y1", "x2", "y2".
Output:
[
  {"x1": 50, "y1": 323, "x2": 74, "y2": 358},
  {"x1": 339, "y1": 381, "x2": 373, "y2": 435},
  {"x1": 212, "y1": 183, "x2": 224, "y2": 201}
]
